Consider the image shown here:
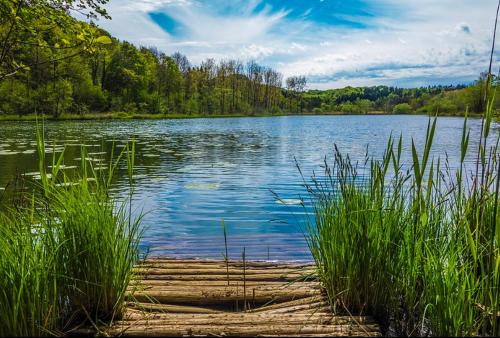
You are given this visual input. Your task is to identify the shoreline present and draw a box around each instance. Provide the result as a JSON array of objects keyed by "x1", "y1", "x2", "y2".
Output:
[{"x1": 0, "y1": 111, "x2": 476, "y2": 122}]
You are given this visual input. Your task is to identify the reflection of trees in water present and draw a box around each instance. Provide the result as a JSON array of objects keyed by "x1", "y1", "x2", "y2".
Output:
[{"x1": 0, "y1": 128, "x2": 280, "y2": 188}]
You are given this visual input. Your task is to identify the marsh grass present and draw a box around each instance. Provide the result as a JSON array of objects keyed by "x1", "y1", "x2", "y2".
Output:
[
  {"x1": 0, "y1": 124, "x2": 143, "y2": 336},
  {"x1": 303, "y1": 6, "x2": 500, "y2": 335},
  {"x1": 304, "y1": 106, "x2": 500, "y2": 336}
]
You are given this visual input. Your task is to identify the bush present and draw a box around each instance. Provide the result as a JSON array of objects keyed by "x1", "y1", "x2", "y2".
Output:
[
  {"x1": 392, "y1": 103, "x2": 412, "y2": 114},
  {"x1": 0, "y1": 80, "x2": 32, "y2": 115}
]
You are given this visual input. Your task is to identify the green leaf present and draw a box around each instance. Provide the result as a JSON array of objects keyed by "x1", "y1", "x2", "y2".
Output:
[
  {"x1": 421, "y1": 117, "x2": 436, "y2": 175},
  {"x1": 426, "y1": 159, "x2": 434, "y2": 202},
  {"x1": 411, "y1": 138, "x2": 422, "y2": 188},
  {"x1": 96, "y1": 35, "x2": 112, "y2": 45},
  {"x1": 465, "y1": 222, "x2": 477, "y2": 262}
]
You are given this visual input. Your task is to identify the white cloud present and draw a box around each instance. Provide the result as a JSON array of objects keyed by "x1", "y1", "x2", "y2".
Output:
[
  {"x1": 90, "y1": 0, "x2": 497, "y2": 88},
  {"x1": 240, "y1": 44, "x2": 275, "y2": 60},
  {"x1": 162, "y1": 3, "x2": 288, "y2": 44},
  {"x1": 276, "y1": 0, "x2": 495, "y2": 87},
  {"x1": 89, "y1": 0, "x2": 173, "y2": 45}
]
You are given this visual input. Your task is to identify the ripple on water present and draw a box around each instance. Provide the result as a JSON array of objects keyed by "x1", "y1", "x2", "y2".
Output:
[{"x1": 0, "y1": 115, "x2": 495, "y2": 261}]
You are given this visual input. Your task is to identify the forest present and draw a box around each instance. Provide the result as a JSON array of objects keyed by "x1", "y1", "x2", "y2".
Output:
[{"x1": 0, "y1": 0, "x2": 495, "y2": 118}]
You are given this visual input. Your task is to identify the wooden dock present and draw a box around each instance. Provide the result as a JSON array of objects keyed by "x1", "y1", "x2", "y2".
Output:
[{"x1": 107, "y1": 258, "x2": 380, "y2": 337}]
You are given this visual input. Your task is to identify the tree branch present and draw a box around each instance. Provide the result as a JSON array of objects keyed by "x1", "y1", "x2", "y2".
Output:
[
  {"x1": 16, "y1": 40, "x2": 85, "y2": 50},
  {"x1": 0, "y1": 0, "x2": 24, "y2": 66},
  {"x1": 0, "y1": 49, "x2": 83, "y2": 81}
]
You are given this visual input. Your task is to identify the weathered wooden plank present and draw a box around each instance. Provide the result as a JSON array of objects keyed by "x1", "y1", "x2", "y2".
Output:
[
  {"x1": 256, "y1": 302, "x2": 329, "y2": 315},
  {"x1": 129, "y1": 280, "x2": 320, "y2": 288},
  {"x1": 127, "y1": 287, "x2": 320, "y2": 305},
  {"x1": 140, "y1": 260, "x2": 313, "y2": 269},
  {"x1": 248, "y1": 295, "x2": 327, "y2": 313},
  {"x1": 117, "y1": 313, "x2": 377, "y2": 325},
  {"x1": 125, "y1": 303, "x2": 332, "y2": 317},
  {"x1": 108, "y1": 258, "x2": 380, "y2": 337},
  {"x1": 107, "y1": 324, "x2": 381, "y2": 337},
  {"x1": 133, "y1": 267, "x2": 315, "y2": 276},
  {"x1": 133, "y1": 273, "x2": 312, "y2": 282},
  {"x1": 128, "y1": 284, "x2": 319, "y2": 293},
  {"x1": 125, "y1": 302, "x2": 223, "y2": 314},
  {"x1": 127, "y1": 282, "x2": 321, "y2": 293}
]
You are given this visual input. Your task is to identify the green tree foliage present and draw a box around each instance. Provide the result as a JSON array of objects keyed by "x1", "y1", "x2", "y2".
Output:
[
  {"x1": 0, "y1": 1, "x2": 493, "y2": 118},
  {"x1": 0, "y1": 0, "x2": 110, "y2": 80},
  {"x1": 0, "y1": 3, "x2": 295, "y2": 117},
  {"x1": 303, "y1": 80, "x2": 497, "y2": 116},
  {"x1": 392, "y1": 103, "x2": 412, "y2": 114}
]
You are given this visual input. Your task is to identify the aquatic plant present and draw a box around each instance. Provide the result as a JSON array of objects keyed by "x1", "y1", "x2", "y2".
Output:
[
  {"x1": 305, "y1": 113, "x2": 499, "y2": 336},
  {"x1": 305, "y1": 5, "x2": 500, "y2": 335},
  {"x1": 0, "y1": 125, "x2": 143, "y2": 336}
]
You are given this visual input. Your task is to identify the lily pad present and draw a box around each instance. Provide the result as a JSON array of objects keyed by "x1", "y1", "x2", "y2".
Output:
[
  {"x1": 55, "y1": 182, "x2": 79, "y2": 187},
  {"x1": 32, "y1": 173, "x2": 53, "y2": 180},
  {"x1": 276, "y1": 199, "x2": 302, "y2": 206},
  {"x1": 0, "y1": 150, "x2": 20, "y2": 155},
  {"x1": 24, "y1": 171, "x2": 42, "y2": 176},
  {"x1": 132, "y1": 174, "x2": 148, "y2": 179},
  {"x1": 74, "y1": 157, "x2": 104, "y2": 162},
  {"x1": 45, "y1": 147, "x2": 65, "y2": 153},
  {"x1": 184, "y1": 182, "x2": 220, "y2": 190},
  {"x1": 48, "y1": 165, "x2": 77, "y2": 170}
]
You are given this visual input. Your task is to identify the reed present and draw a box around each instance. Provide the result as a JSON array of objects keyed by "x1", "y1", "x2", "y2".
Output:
[
  {"x1": 304, "y1": 5, "x2": 500, "y2": 335},
  {"x1": 0, "y1": 124, "x2": 143, "y2": 336},
  {"x1": 304, "y1": 113, "x2": 499, "y2": 337}
]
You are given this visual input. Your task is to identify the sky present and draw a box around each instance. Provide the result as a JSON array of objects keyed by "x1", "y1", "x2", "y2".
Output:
[{"x1": 91, "y1": 0, "x2": 499, "y2": 89}]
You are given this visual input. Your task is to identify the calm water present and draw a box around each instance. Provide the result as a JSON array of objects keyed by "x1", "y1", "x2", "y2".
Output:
[{"x1": 0, "y1": 115, "x2": 493, "y2": 261}]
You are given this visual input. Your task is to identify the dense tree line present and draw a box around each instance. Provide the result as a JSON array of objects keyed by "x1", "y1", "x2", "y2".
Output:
[
  {"x1": 0, "y1": 1, "x2": 295, "y2": 117},
  {"x1": 0, "y1": 1, "x2": 494, "y2": 117},
  {"x1": 303, "y1": 75, "x2": 498, "y2": 115}
]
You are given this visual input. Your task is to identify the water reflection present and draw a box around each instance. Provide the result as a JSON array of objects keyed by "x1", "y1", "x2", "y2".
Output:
[{"x1": 0, "y1": 116, "x2": 495, "y2": 261}]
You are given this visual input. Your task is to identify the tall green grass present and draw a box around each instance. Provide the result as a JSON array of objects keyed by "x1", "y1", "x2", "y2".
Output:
[
  {"x1": 305, "y1": 104, "x2": 500, "y2": 336},
  {"x1": 304, "y1": 6, "x2": 500, "y2": 335},
  {"x1": 0, "y1": 126, "x2": 143, "y2": 336}
]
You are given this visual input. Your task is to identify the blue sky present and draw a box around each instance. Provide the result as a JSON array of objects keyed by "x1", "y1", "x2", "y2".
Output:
[{"x1": 94, "y1": 0, "x2": 497, "y2": 89}]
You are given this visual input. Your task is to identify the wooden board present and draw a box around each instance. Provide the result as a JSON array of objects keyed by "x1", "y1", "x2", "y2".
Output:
[{"x1": 105, "y1": 258, "x2": 381, "y2": 337}]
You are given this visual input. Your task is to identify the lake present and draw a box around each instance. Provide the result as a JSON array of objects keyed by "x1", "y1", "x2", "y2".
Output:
[{"x1": 0, "y1": 115, "x2": 492, "y2": 261}]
